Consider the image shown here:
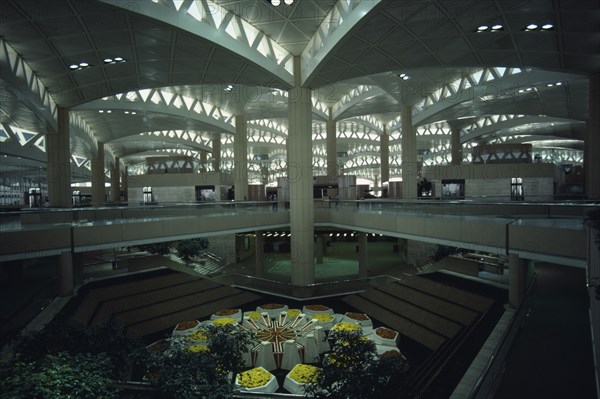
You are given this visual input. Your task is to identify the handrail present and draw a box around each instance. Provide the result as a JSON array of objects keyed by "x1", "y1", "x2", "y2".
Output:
[{"x1": 465, "y1": 272, "x2": 538, "y2": 399}]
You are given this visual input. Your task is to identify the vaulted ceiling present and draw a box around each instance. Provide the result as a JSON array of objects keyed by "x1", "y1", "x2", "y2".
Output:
[{"x1": 0, "y1": 0, "x2": 597, "y2": 184}]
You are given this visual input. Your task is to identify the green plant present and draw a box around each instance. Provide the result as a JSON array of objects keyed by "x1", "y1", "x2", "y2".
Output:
[
  {"x1": 137, "y1": 241, "x2": 173, "y2": 255},
  {"x1": 306, "y1": 330, "x2": 409, "y2": 399},
  {"x1": 0, "y1": 352, "x2": 116, "y2": 398},
  {"x1": 176, "y1": 238, "x2": 209, "y2": 263}
]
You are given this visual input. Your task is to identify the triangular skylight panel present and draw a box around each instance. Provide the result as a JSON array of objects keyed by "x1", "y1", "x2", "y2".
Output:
[
  {"x1": 12, "y1": 127, "x2": 38, "y2": 146},
  {"x1": 0, "y1": 128, "x2": 9, "y2": 142},
  {"x1": 33, "y1": 135, "x2": 46, "y2": 152},
  {"x1": 73, "y1": 155, "x2": 87, "y2": 167}
]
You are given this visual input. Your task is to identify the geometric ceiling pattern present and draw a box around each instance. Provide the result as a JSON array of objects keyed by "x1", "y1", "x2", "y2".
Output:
[{"x1": 1, "y1": 0, "x2": 598, "y2": 186}]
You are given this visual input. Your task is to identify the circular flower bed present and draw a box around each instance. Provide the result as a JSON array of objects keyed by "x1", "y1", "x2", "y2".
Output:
[
  {"x1": 345, "y1": 312, "x2": 368, "y2": 321},
  {"x1": 174, "y1": 320, "x2": 199, "y2": 331}
]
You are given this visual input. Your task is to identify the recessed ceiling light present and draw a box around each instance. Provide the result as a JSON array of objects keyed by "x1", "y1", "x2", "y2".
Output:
[
  {"x1": 106, "y1": 110, "x2": 112, "y2": 113},
  {"x1": 526, "y1": 87, "x2": 533, "y2": 91},
  {"x1": 555, "y1": 82, "x2": 562, "y2": 86},
  {"x1": 547, "y1": 83, "x2": 554, "y2": 87},
  {"x1": 99, "y1": 110, "x2": 104, "y2": 113},
  {"x1": 124, "y1": 111, "x2": 130, "y2": 114},
  {"x1": 114, "y1": 57, "x2": 124, "y2": 62},
  {"x1": 104, "y1": 58, "x2": 113, "y2": 63},
  {"x1": 271, "y1": 0, "x2": 281, "y2": 5},
  {"x1": 131, "y1": 111, "x2": 136, "y2": 115},
  {"x1": 477, "y1": 25, "x2": 489, "y2": 31},
  {"x1": 69, "y1": 64, "x2": 79, "y2": 70},
  {"x1": 79, "y1": 62, "x2": 89, "y2": 67},
  {"x1": 399, "y1": 73, "x2": 406, "y2": 78},
  {"x1": 402, "y1": 75, "x2": 410, "y2": 80},
  {"x1": 526, "y1": 23, "x2": 538, "y2": 30},
  {"x1": 541, "y1": 23, "x2": 554, "y2": 30},
  {"x1": 491, "y1": 24, "x2": 503, "y2": 30},
  {"x1": 284, "y1": 0, "x2": 294, "y2": 4}
]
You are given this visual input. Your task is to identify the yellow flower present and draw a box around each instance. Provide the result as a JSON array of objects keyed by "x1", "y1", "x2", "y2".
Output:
[
  {"x1": 187, "y1": 330, "x2": 207, "y2": 341},
  {"x1": 237, "y1": 367, "x2": 273, "y2": 388},
  {"x1": 331, "y1": 322, "x2": 361, "y2": 332},
  {"x1": 188, "y1": 344, "x2": 209, "y2": 353},
  {"x1": 286, "y1": 309, "x2": 301, "y2": 318},
  {"x1": 289, "y1": 364, "x2": 320, "y2": 384},
  {"x1": 312, "y1": 313, "x2": 334, "y2": 322},
  {"x1": 212, "y1": 317, "x2": 237, "y2": 327},
  {"x1": 245, "y1": 311, "x2": 261, "y2": 320}
]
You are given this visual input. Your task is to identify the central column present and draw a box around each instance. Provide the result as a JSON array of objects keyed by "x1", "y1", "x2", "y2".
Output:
[
  {"x1": 91, "y1": 142, "x2": 105, "y2": 205},
  {"x1": 234, "y1": 115, "x2": 248, "y2": 201},
  {"x1": 401, "y1": 105, "x2": 417, "y2": 199},
  {"x1": 46, "y1": 107, "x2": 71, "y2": 207},
  {"x1": 326, "y1": 107, "x2": 337, "y2": 183},
  {"x1": 288, "y1": 56, "x2": 315, "y2": 286}
]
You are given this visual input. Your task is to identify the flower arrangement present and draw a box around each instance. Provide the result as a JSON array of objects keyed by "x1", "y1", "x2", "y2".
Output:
[
  {"x1": 174, "y1": 320, "x2": 199, "y2": 331},
  {"x1": 212, "y1": 318, "x2": 237, "y2": 327},
  {"x1": 312, "y1": 313, "x2": 334, "y2": 322},
  {"x1": 331, "y1": 322, "x2": 361, "y2": 333},
  {"x1": 304, "y1": 304, "x2": 330, "y2": 311},
  {"x1": 188, "y1": 344, "x2": 209, "y2": 353},
  {"x1": 375, "y1": 327, "x2": 397, "y2": 339},
  {"x1": 260, "y1": 303, "x2": 285, "y2": 309},
  {"x1": 345, "y1": 312, "x2": 369, "y2": 320},
  {"x1": 215, "y1": 308, "x2": 240, "y2": 316},
  {"x1": 245, "y1": 311, "x2": 261, "y2": 320},
  {"x1": 236, "y1": 367, "x2": 273, "y2": 388},
  {"x1": 288, "y1": 364, "x2": 320, "y2": 384},
  {"x1": 286, "y1": 309, "x2": 301, "y2": 318},
  {"x1": 187, "y1": 330, "x2": 208, "y2": 341}
]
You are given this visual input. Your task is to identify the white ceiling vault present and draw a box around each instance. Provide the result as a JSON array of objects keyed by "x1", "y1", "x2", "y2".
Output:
[{"x1": 0, "y1": 0, "x2": 598, "y2": 184}]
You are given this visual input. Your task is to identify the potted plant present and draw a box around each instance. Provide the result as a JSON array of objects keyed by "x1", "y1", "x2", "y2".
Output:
[{"x1": 235, "y1": 366, "x2": 278, "y2": 393}]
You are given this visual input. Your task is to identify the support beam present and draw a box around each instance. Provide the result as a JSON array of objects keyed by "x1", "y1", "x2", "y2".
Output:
[
  {"x1": 212, "y1": 138, "x2": 221, "y2": 172},
  {"x1": 327, "y1": 108, "x2": 337, "y2": 183},
  {"x1": 234, "y1": 115, "x2": 248, "y2": 201},
  {"x1": 381, "y1": 125, "x2": 389, "y2": 188},
  {"x1": 91, "y1": 142, "x2": 105, "y2": 205},
  {"x1": 46, "y1": 107, "x2": 71, "y2": 208},
  {"x1": 121, "y1": 166, "x2": 129, "y2": 202},
  {"x1": 451, "y1": 128, "x2": 462, "y2": 166},
  {"x1": 401, "y1": 105, "x2": 417, "y2": 199},
  {"x1": 288, "y1": 57, "x2": 315, "y2": 286},
  {"x1": 111, "y1": 157, "x2": 120, "y2": 203}
]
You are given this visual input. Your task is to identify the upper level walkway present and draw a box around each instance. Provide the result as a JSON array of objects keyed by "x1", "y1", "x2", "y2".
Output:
[{"x1": 1, "y1": 200, "x2": 596, "y2": 267}]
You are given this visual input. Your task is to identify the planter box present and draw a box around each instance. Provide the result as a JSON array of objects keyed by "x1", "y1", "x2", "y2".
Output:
[
  {"x1": 257, "y1": 304, "x2": 289, "y2": 318},
  {"x1": 373, "y1": 327, "x2": 399, "y2": 346},
  {"x1": 171, "y1": 320, "x2": 200, "y2": 337},
  {"x1": 210, "y1": 308, "x2": 242, "y2": 322},
  {"x1": 283, "y1": 364, "x2": 321, "y2": 395},
  {"x1": 302, "y1": 305, "x2": 334, "y2": 317},
  {"x1": 343, "y1": 312, "x2": 373, "y2": 327}
]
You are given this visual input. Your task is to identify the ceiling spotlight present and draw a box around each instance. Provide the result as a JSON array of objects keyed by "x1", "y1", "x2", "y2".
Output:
[
  {"x1": 526, "y1": 23, "x2": 538, "y2": 30},
  {"x1": 271, "y1": 0, "x2": 281, "y2": 5},
  {"x1": 114, "y1": 57, "x2": 124, "y2": 62},
  {"x1": 79, "y1": 62, "x2": 89, "y2": 67},
  {"x1": 541, "y1": 23, "x2": 554, "y2": 30},
  {"x1": 69, "y1": 64, "x2": 79, "y2": 70},
  {"x1": 284, "y1": 0, "x2": 294, "y2": 4},
  {"x1": 546, "y1": 83, "x2": 554, "y2": 87},
  {"x1": 104, "y1": 58, "x2": 113, "y2": 63},
  {"x1": 106, "y1": 110, "x2": 112, "y2": 113},
  {"x1": 131, "y1": 111, "x2": 136, "y2": 115},
  {"x1": 477, "y1": 25, "x2": 489, "y2": 31},
  {"x1": 124, "y1": 111, "x2": 130, "y2": 114},
  {"x1": 555, "y1": 81, "x2": 563, "y2": 86},
  {"x1": 402, "y1": 75, "x2": 410, "y2": 80},
  {"x1": 99, "y1": 110, "x2": 104, "y2": 113},
  {"x1": 491, "y1": 24, "x2": 503, "y2": 30},
  {"x1": 398, "y1": 73, "x2": 406, "y2": 78}
]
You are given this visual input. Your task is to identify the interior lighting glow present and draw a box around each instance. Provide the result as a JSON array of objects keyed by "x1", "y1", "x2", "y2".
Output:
[
  {"x1": 69, "y1": 64, "x2": 79, "y2": 69},
  {"x1": 114, "y1": 57, "x2": 124, "y2": 62},
  {"x1": 104, "y1": 58, "x2": 113, "y2": 63},
  {"x1": 402, "y1": 75, "x2": 410, "y2": 80},
  {"x1": 284, "y1": 0, "x2": 294, "y2": 4},
  {"x1": 271, "y1": 0, "x2": 281, "y2": 5},
  {"x1": 491, "y1": 24, "x2": 503, "y2": 30},
  {"x1": 106, "y1": 110, "x2": 112, "y2": 113},
  {"x1": 131, "y1": 111, "x2": 136, "y2": 115},
  {"x1": 526, "y1": 23, "x2": 538, "y2": 30},
  {"x1": 98, "y1": 110, "x2": 104, "y2": 113},
  {"x1": 79, "y1": 62, "x2": 89, "y2": 67},
  {"x1": 477, "y1": 25, "x2": 488, "y2": 31},
  {"x1": 555, "y1": 81, "x2": 563, "y2": 86},
  {"x1": 541, "y1": 23, "x2": 554, "y2": 30}
]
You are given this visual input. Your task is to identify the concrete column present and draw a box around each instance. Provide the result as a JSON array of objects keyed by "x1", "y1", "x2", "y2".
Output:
[
  {"x1": 72, "y1": 253, "x2": 85, "y2": 286},
  {"x1": 56, "y1": 251, "x2": 73, "y2": 297},
  {"x1": 255, "y1": 232, "x2": 264, "y2": 278},
  {"x1": 586, "y1": 73, "x2": 600, "y2": 199},
  {"x1": 316, "y1": 235, "x2": 324, "y2": 264},
  {"x1": 381, "y1": 125, "x2": 389, "y2": 187},
  {"x1": 212, "y1": 137, "x2": 221, "y2": 172},
  {"x1": 451, "y1": 128, "x2": 462, "y2": 166},
  {"x1": 508, "y1": 253, "x2": 527, "y2": 308},
  {"x1": 91, "y1": 142, "x2": 105, "y2": 205},
  {"x1": 326, "y1": 108, "x2": 337, "y2": 183},
  {"x1": 46, "y1": 107, "x2": 71, "y2": 207},
  {"x1": 401, "y1": 105, "x2": 417, "y2": 198},
  {"x1": 200, "y1": 151, "x2": 207, "y2": 172},
  {"x1": 234, "y1": 115, "x2": 248, "y2": 201},
  {"x1": 397, "y1": 238, "x2": 408, "y2": 263},
  {"x1": 121, "y1": 166, "x2": 128, "y2": 202},
  {"x1": 288, "y1": 56, "x2": 314, "y2": 286},
  {"x1": 358, "y1": 233, "x2": 368, "y2": 278},
  {"x1": 110, "y1": 157, "x2": 120, "y2": 203}
]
